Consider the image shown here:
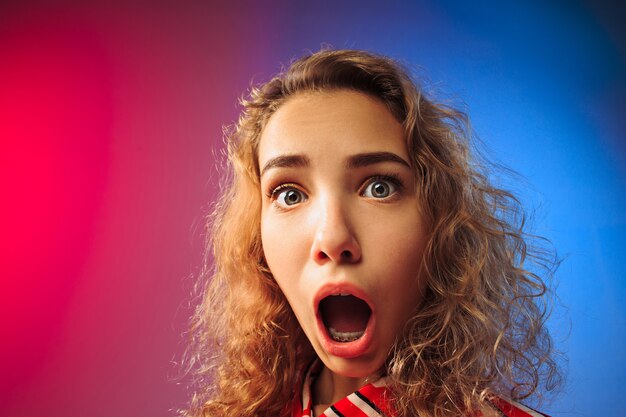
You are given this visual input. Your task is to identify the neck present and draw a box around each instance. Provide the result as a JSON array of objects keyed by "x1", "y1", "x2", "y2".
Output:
[{"x1": 312, "y1": 365, "x2": 382, "y2": 411}]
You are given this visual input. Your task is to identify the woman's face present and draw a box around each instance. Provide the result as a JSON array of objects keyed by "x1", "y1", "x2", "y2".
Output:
[{"x1": 259, "y1": 90, "x2": 428, "y2": 379}]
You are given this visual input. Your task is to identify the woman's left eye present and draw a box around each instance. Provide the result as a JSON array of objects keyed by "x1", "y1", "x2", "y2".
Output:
[{"x1": 361, "y1": 178, "x2": 399, "y2": 199}]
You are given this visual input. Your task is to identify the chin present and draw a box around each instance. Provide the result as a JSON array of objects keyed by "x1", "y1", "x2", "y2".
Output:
[{"x1": 321, "y1": 350, "x2": 387, "y2": 379}]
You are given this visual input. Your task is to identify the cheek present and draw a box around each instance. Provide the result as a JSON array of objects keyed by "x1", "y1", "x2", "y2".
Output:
[
  {"x1": 261, "y1": 207, "x2": 315, "y2": 262},
  {"x1": 262, "y1": 218, "x2": 291, "y2": 264},
  {"x1": 261, "y1": 216, "x2": 309, "y2": 300},
  {"x1": 374, "y1": 211, "x2": 427, "y2": 264},
  {"x1": 261, "y1": 219, "x2": 314, "y2": 338},
  {"x1": 373, "y1": 211, "x2": 428, "y2": 305}
]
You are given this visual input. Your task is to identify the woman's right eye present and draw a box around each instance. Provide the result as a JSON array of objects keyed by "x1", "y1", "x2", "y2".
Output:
[{"x1": 272, "y1": 186, "x2": 307, "y2": 208}]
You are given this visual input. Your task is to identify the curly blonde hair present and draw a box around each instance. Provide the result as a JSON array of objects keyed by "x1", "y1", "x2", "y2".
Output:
[{"x1": 181, "y1": 49, "x2": 560, "y2": 417}]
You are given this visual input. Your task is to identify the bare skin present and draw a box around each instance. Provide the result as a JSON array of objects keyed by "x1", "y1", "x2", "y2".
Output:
[
  {"x1": 259, "y1": 90, "x2": 429, "y2": 412},
  {"x1": 312, "y1": 365, "x2": 384, "y2": 416}
]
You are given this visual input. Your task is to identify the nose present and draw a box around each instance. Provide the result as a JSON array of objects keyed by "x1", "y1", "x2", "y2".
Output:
[{"x1": 310, "y1": 199, "x2": 362, "y2": 265}]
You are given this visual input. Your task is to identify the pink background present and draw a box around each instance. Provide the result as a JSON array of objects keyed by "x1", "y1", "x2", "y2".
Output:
[{"x1": 0, "y1": 2, "x2": 286, "y2": 415}]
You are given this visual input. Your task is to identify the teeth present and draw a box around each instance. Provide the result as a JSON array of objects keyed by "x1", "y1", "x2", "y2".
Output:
[
  {"x1": 328, "y1": 327, "x2": 364, "y2": 342},
  {"x1": 338, "y1": 293, "x2": 350, "y2": 296}
]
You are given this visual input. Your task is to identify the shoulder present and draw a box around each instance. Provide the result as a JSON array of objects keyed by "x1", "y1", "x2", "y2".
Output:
[{"x1": 489, "y1": 397, "x2": 551, "y2": 417}]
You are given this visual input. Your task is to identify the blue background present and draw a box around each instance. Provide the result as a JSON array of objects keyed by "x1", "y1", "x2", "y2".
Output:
[{"x1": 236, "y1": 1, "x2": 626, "y2": 415}]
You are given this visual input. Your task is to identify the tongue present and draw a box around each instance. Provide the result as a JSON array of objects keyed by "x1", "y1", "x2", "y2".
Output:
[{"x1": 321, "y1": 295, "x2": 371, "y2": 333}]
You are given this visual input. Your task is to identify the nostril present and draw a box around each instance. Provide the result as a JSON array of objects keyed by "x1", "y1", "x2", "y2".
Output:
[
  {"x1": 317, "y1": 251, "x2": 329, "y2": 261},
  {"x1": 312, "y1": 247, "x2": 360, "y2": 264}
]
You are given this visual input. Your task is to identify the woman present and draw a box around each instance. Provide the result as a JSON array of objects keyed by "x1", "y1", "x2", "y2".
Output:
[{"x1": 183, "y1": 49, "x2": 560, "y2": 417}]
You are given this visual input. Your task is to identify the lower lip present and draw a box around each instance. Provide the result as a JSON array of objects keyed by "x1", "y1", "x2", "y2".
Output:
[{"x1": 315, "y1": 310, "x2": 376, "y2": 359}]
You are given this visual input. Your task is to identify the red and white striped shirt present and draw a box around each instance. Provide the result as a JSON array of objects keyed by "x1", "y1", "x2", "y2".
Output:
[{"x1": 286, "y1": 360, "x2": 550, "y2": 417}]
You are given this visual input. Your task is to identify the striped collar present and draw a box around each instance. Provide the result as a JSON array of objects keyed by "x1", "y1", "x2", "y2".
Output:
[
  {"x1": 288, "y1": 359, "x2": 395, "y2": 417},
  {"x1": 286, "y1": 360, "x2": 549, "y2": 417}
]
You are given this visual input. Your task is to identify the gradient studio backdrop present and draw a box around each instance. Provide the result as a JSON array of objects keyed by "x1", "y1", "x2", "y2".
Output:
[{"x1": 1, "y1": 1, "x2": 624, "y2": 416}]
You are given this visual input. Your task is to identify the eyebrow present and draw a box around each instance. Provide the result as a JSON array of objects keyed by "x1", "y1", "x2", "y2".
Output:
[
  {"x1": 346, "y1": 152, "x2": 411, "y2": 169},
  {"x1": 260, "y1": 154, "x2": 310, "y2": 176},
  {"x1": 260, "y1": 151, "x2": 410, "y2": 176}
]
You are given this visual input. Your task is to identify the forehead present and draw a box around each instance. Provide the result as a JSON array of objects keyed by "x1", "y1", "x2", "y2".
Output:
[{"x1": 258, "y1": 90, "x2": 407, "y2": 164}]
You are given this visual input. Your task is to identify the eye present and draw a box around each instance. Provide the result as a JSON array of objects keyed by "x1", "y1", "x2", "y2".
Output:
[
  {"x1": 361, "y1": 176, "x2": 400, "y2": 199},
  {"x1": 273, "y1": 186, "x2": 307, "y2": 208}
]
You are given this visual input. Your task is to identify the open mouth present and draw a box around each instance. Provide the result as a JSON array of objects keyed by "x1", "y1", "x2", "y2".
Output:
[{"x1": 319, "y1": 294, "x2": 372, "y2": 343}]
